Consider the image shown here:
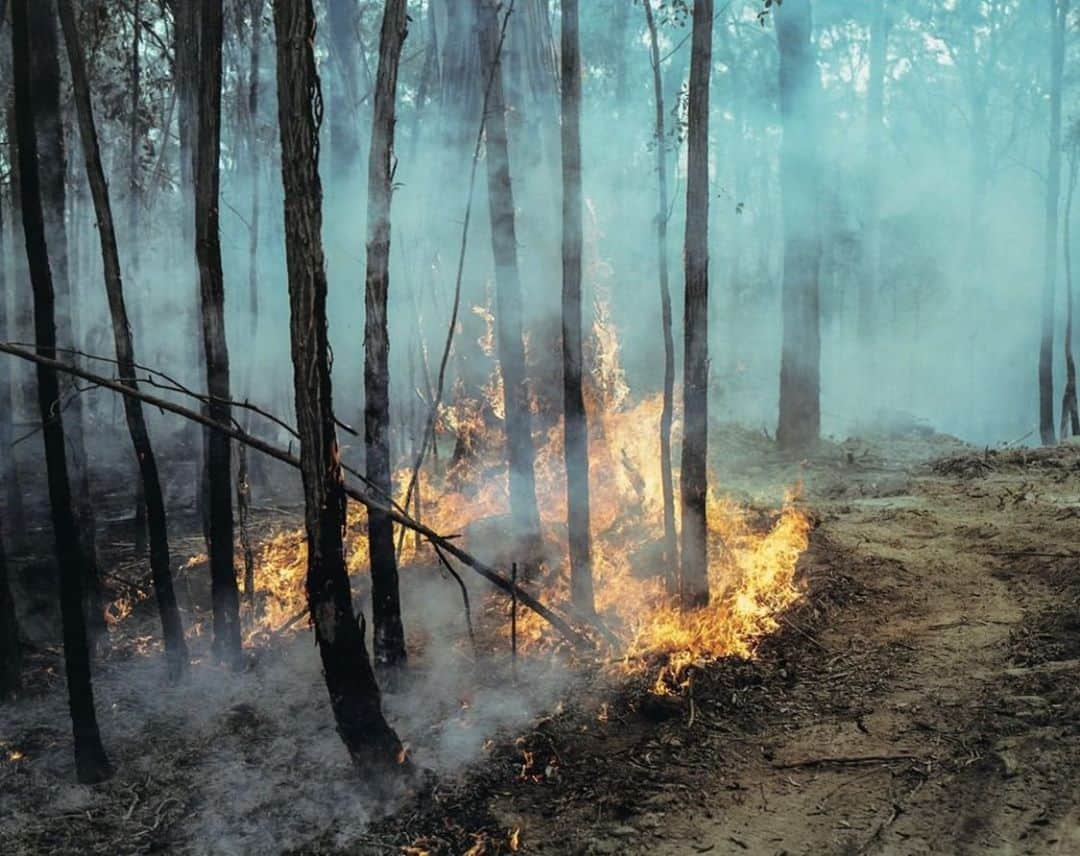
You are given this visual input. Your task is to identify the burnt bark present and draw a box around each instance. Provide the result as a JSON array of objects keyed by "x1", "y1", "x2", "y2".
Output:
[
  {"x1": 129, "y1": 0, "x2": 147, "y2": 555},
  {"x1": 1, "y1": 163, "x2": 27, "y2": 548},
  {"x1": 479, "y1": 0, "x2": 544, "y2": 571},
  {"x1": 27, "y1": 0, "x2": 106, "y2": 645},
  {"x1": 10, "y1": 0, "x2": 113, "y2": 782},
  {"x1": 58, "y1": 0, "x2": 189, "y2": 680},
  {"x1": 560, "y1": 0, "x2": 593, "y2": 615},
  {"x1": 775, "y1": 1, "x2": 822, "y2": 452},
  {"x1": 196, "y1": 0, "x2": 242, "y2": 666},
  {"x1": 679, "y1": 0, "x2": 713, "y2": 608},
  {"x1": 643, "y1": 0, "x2": 678, "y2": 592},
  {"x1": 364, "y1": 0, "x2": 410, "y2": 668},
  {"x1": 271, "y1": 0, "x2": 407, "y2": 775},
  {"x1": 1041, "y1": 0, "x2": 1068, "y2": 446}
]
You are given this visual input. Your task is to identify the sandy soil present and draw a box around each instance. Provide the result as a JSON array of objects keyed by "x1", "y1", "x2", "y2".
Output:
[{"x1": 3, "y1": 435, "x2": 1079, "y2": 855}]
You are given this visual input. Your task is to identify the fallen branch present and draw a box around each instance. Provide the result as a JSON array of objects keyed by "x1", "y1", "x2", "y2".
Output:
[
  {"x1": 0, "y1": 342, "x2": 593, "y2": 650},
  {"x1": 772, "y1": 753, "x2": 920, "y2": 770}
]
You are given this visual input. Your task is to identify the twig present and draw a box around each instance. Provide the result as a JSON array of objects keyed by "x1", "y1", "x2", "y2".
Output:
[{"x1": 772, "y1": 753, "x2": 920, "y2": 770}]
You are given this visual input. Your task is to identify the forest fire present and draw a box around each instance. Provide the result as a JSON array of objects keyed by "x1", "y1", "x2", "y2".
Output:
[{"x1": 246, "y1": 306, "x2": 811, "y2": 680}]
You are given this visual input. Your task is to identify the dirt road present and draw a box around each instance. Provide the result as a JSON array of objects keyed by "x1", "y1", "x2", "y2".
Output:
[{"x1": 367, "y1": 441, "x2": 1080, "y2": 855}]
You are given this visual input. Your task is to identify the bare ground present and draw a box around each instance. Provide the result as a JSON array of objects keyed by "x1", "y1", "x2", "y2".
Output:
[{"x1": 3, "y1": 436, "x2": 1079, "y2": 855}]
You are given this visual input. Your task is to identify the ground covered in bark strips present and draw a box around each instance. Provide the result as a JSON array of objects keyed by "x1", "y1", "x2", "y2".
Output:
[{"x1": 3, "y1": 431, "x2": 1080, "y2": 855}]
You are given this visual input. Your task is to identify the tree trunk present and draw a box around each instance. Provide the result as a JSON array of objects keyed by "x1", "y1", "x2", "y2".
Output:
[
  {"x1": 239, "y1": 0, "x2": 265, "y2": 607},
  {"x1": 271, "y1": 0, "x2": 407, "y2": 775},
  {"x1": 327, "y1": 0, "x2": 362, "y2": 180},
  {"x1": 196, "y1": 0, "x2": 242, "y2": 666},
  {"x1": 1061, "y1": 144, "x2": 1080, "y2": 437},
  {"x1": 560, "y1": 0, "x2": 593, "y2": 615},
  {"x1": 775, "y1": 1, "x2": 823, "y2": 452},
  {"x1": 129, "y1": 0, "x2": 148, "y2": 556},
  {"x1": 1, "y1": 164, "x2": 27, "y2": 548},
  {"x1": 859, "y1": 0, "x2": 886, "y2": 414},
  {"x1": 58, "y1": 0, "x2": 189, "y2": 681},
  {"x1": 175, "y1": 0, "x2": 207, "y2": 544},
  {"x1": 643, "y1": 0, "x2": 678, "y2": 593},
  {"x1": 0, "y1": 520, "x2": 20, "y2": 699},
  {"x1": 1041, "y1": 0, "x2": 1068, "y2": 446},
  {"x1": 479, "y1": 0, "x2": 544, "y2": 572},
  {"x1": 364, "y1": 0, "x2": 409, "y2": 669},
  {"x1": 679, "y1": 0, "x2": 713, "y2": 609},
  {"x1": 27, "y1": 0, "x2": 106, "y2": 646},
  {"x1": 10, "y1": 0, "x2": 113, "y2": 782}
]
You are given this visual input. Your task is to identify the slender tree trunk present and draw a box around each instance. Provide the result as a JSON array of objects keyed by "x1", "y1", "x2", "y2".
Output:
[
  {"x1": 1062, "y1": 145, "x2": 1080, "y2": 437},
  {"x1": 480, "y1": 0, "x2": 544, "y2": 571},
  {"x1": 679, "y1": 0, "x2": 713, "y2": 609},
  {"x1": 239, "y1": 0, "x2": 265, "y2": 607},
  {"x1": 271, "y1": 0, "x2": 407, "y2": 775},
  {"x1": 327, "y1": 0, "x2": 362, "y2": 181},
  {"x1": 364, "y1": 0, "x2": 409, "y2": 668},
  {"x1": 128, "y1": 0, "x2": 148, "y2": 556},
  {"x1": 176, "y1": 0, "x2": 207, "y2": 541},
  {"x1": 58, "y1": 0, "x2": 189, "y2": 680},
  {"x1": 643, "y1": 0, "x2": 678, "y2": 593},
  {"x1": 0, "y1": 519, "x2": 20, "y2": 699},
  {"x1": 10, "y1": 0, "x2": 112, "y2": 782},
  {"x1": 1041, "y1": 0, "x2": 1068, "y2": 446},
  {"x1": 7, "y1": 102, "x2": 36, "y2": 446},
  {"x1": 196, "y1": 0, "x2": 242, "y2": 666},
  {"x1": 1, "y1": 172, "x2": 27, "y2": 548},
  {"x1": 560, "y1": 0, "x2": 593, "y2": 615},
  {"x1": 27, "y1": 0, "x2": 106, "y2": 646},
  {"x1": 775, "y1": 1, "x2": 823, "y2": 452},
  {"x1": 859, "y1": 0, "x2": 886, "y2": 414}
]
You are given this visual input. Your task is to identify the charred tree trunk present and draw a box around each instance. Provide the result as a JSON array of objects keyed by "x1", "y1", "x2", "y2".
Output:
[
  {"x1": 0, "y1": 521, "x2": 20, "y2": 699},
  {"x1": 560, "y1": 0, "x2": 593, "y2": 615},
  {"x1": 775, "y1": 1, "x2": 822, "y2": 452},
  {"x1": 679, "y1": 0, "x2": 713, "y2": 609},
  {"x1": 27, "y1": 0, "x2": 106, "y2": 646},
  {"x1": 271, "y1": 0, "x2": 407, "y2": 775},
  {"x1": 196, "y1": 0, "x2": 242, "y2": 666},
  {"x1": 10, "y1": 0, "x2": 112, "y2": 782},
  {"x1": 364, "y1": 0, "x2": 409, "y2": 668},
  {"x1": 1041, "y1": 0, "x2": 1068, "y2": 446},
  {"x1": 480, "y1": 0, "x2": 543, "y2": 571},
  {"x1": 175, "y1": 0, "x2": 208, "y2": 543},
  {"x1": 129, "y1": 0, "x2": 148, "y2": 556},
  {"x1": 1062, "y1": 142, "x2": 1080, "y2": 438},
  {"x1": 643, "y1": 0, "x2": 678, "y2": 592},
  {"x1": 58, "y1": 0, "x2": 189, "y2": 680}
]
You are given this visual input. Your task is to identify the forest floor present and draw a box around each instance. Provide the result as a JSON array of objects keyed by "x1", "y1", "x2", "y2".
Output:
[{"x1": 3, "y1": 430, "x2": 1080, "y2": 855}]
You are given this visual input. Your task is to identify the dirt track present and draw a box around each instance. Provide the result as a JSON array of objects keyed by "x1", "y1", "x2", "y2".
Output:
[{"x1": 363, "y1": 440, "x2": 1080, "y2": 855}]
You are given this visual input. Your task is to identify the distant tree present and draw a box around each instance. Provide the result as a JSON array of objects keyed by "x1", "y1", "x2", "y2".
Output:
[
  {"x1": 1062, "y1": 120, "x2": 1080, "y2": 439},
  {"x1": 680, "y1": 0, "x2": 713, "y2": 609},
  {"x1": 327, "y1": 0, "x2": 363, "y2": 180},
  {"x1": 775, "y1": 0, "x2": 823, "y2": 451},
  {"x1": 195, "y1": 0, "x2": 243, "y2": 666},
  {"x1": 365, "y1": 0, "x2": 409, "y2": 668},
  {"x1": 271, "y1": 0, "x2": 407, "y2": 774},
  {"x1": 58, "y1": 0, "x2": 189, "y2": 680},
  {"x1": 10, "y1": 0, "x2": 113, "y2": 783},
  {"x1": 560, "y1": 0, "x2": 594, "y2": 615},
  {"x1": 1040, "y1": 0, "x2": 1068, "y2": 445},
  {"x1": 479, "y1": 0, "x2": 544, "y2": 572}
]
